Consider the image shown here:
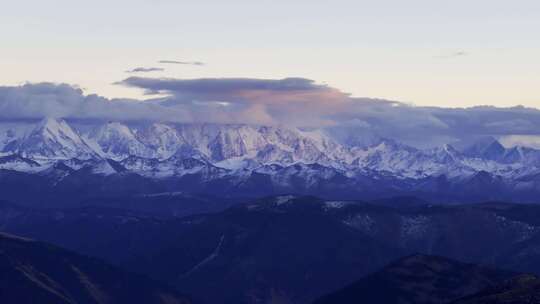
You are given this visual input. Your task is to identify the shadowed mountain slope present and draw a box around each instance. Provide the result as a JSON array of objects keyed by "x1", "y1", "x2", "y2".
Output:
[
  {"x1": 313, "y1": 254, "x2": 515, "y2": 304},
  {"x1": 0, "y1": 232, "x2": 193, "y2": 304}
]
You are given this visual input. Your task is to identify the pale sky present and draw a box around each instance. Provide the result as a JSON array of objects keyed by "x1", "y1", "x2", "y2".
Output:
[{"x1": 2, "y1": 0, "x2": 540, "y2": 108}]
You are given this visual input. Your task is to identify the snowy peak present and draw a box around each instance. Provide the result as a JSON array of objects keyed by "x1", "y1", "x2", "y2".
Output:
[
  {"x1": 464, "y1": 137, "x2": 506, "y2": 160},
  {"x1": 34, "y1": 118, "x2": 83, "y2": 147},
  {"x1": 140, "y1": 123, "x2": 185, "y2": 159},
  {"x1": 431, "y1": 144, "x2": 462, "y2": 163},
  {"x1": 3, "y1": 118, "x2": 94, "y2": 160},
  {"x1": 481, "y1": 140, "x2": 507, "y2": 161},
  {"x1": 463, "y1": 137, "x2": 540, "y2": 166},
  {"x1": 0, "y1": 118, "x2": 540, "y2": 183},
  {"x1": 86, "y1": 121, "x2": 146, "y2": 159},
  {"x1": 464, "y1": 138, "x2": 503, "y2": 164},
  {"x1": 172, "y1": 124, "x2": 341, "y2": 166},
  {"x1": 208, "y1": 127, "x2": 249, "y2": 161}
]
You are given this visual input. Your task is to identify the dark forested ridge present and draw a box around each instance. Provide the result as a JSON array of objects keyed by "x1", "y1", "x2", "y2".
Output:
[
  {"x1": 0, "y1": 232, "x2": 192, "y2": 304},
  {"x1": 3, "y1": 196, "x2": 540, "y2": 303}
]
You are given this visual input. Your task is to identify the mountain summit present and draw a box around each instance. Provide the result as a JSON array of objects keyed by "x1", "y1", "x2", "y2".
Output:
[{"x1": 1, "y1": 118, "x2": 540, "y2": 202}]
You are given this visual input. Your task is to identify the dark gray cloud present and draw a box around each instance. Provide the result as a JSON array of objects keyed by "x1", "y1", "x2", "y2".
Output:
[
  {"x1": 158, "y1": 60, "x2": 204, "y2": 66},
  {"x1": 117, "y1": 76, "x2": 348, "y2": 126},
  {"x1": 2, "y1": 78, "x2": 540, "y2": 148},
  {"x1": 116, "y1": 76, "x2": 540, "y2": 147},
  {"x1": 331, "y1": 103, "x2": 540, "y2": 148},
  {"x1": 126, "y1": 67, "x2": 165, "y2": 73},
  {"x1": 118, "y1": 76, "x2": 337, "y2": 97}
]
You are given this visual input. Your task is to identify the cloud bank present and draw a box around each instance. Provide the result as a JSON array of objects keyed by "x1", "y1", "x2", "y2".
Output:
[
  {"x1": 2, "y1": 78, "x2": 540, "y2": 148},
  {"x1": 0, "y1": 83, "x2": 189, "y2": 122},
  {"x1": 126, "y1": 67, "x2": 165, "y2": 73}
]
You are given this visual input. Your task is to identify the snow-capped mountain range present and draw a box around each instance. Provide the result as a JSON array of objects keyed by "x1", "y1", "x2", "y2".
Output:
[{"x1": 1, "y1": 117, "x2": 540, "y2": 202}]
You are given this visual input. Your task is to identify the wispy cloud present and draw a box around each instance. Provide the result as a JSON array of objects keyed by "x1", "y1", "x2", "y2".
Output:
[
  {"x1": 158, "y1": 60, "x2": 205, "y2": 66},
  {"x1": 436, "y1": 51, "x2": 469, "y2": 59},
  {"x1": 125, "y1": 67, "x2": 165, "y2": 73}
]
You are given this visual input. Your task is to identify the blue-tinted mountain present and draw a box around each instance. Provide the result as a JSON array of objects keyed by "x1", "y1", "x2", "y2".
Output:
[
  {"x1": 452, "y1": 274, "x2": 540, "y2": 304},
  {"x1": 0, "y1": 232, "x2": 193, "y2": 304},
  {"x1": 2, "y1": 118, "x2": 540, "y2": 204},
  {"x1": 4, "y1": 197, "x2": 540, "y2": 303},
  {"x1": 313, "y1": 254, "x2": 515, "y2": 304}
]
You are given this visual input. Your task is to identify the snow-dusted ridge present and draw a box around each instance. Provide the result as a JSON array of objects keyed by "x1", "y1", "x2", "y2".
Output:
[{"x1": 0, "y1": 118, "x2": 539, "y2": 185}]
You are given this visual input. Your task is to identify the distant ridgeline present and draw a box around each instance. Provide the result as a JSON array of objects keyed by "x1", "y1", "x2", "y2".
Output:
[{"x1": 2, "y1": 118, "x2": 540, "y2": 204}]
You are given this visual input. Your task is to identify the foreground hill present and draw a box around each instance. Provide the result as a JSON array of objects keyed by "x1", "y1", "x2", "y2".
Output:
[
  {"x1": 0, "y1": 232, "x2": 192, "y2": 304},
  {"x1": 133, "y1": 197, "x2": 402, "y2": 304},
  {"x1": 452, "y1": 274, "x2": 540, "y2": 303},
  {"x1": 313, "y1": 254, "x2": 515, "y2": 304},
  {"x1": 4, "y1": 197, "x2": 540, "y2": 303},
  {"x1": 0, "y1": 198, "x2": 403, "y2": 304}
]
